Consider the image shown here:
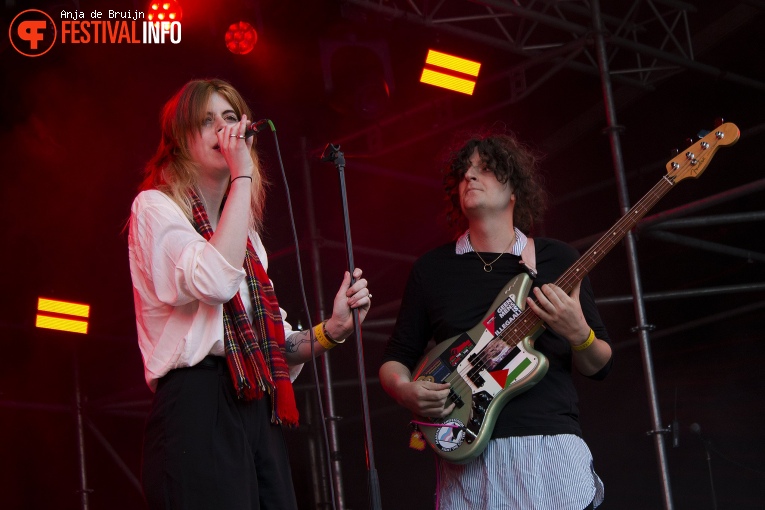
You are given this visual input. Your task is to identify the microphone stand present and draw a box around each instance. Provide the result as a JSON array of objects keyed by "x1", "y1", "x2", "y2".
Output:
[
  {"x1": 321, "y1": 143, "x2": 382, "y2": 510},
  {"x1": 702, "y1": 442, "x2": 719, "y2": 510},
  {"x1": 692, "y1": 424, "x2": 719, "y2": 510}
]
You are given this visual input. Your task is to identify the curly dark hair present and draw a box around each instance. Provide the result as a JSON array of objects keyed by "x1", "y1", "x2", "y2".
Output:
[{"x1": 443, "y1": 131, "x2": 547, "y2": 235}]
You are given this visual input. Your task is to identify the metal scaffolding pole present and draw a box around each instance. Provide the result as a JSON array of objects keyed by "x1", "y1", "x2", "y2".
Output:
[
  {"x1": 73, "y1": 351, "x2": 91, "y2": 510},
  {"x1": 591, "y1": 1, "x2": 674, "y2": 508}
]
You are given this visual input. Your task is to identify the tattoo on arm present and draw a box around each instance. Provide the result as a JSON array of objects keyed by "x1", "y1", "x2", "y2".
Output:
[{"x1": 285, "y1": 330, "x2": 312, "y2": 353}]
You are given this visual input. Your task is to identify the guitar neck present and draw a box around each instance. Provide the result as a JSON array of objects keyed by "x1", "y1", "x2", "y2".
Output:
[
  {"x1": 555, "y1": 175, "x2": 675, "y2": 293},
  {"x1": 501, "y1": 175, "x2": 676, "y2": 346},
  {"x1": 556, "y1": 122, "x2": 740, "y2": 291},
  {"x1": 498, "y1": 122, "x2": 738, "y2": 347}
]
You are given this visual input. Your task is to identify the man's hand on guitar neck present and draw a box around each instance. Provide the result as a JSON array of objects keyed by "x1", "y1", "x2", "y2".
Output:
[
  {"x1": 527, "y1": 282, "x2": 590, "y2": 344},
  {"x1": 379, "y1": 360, "x2": 456, "y2": 418},
  {"x1": 526, "y1": 282, "x2": 612, "y2": 376}
]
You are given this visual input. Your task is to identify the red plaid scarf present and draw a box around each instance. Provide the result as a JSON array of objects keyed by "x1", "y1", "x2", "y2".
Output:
[{"x1": 188, "y1": 188, "x2": 299, "y2": 426}]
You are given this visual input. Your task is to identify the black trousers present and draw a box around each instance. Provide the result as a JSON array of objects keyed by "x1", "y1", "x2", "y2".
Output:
[{"x1": 142, "y1": 357, "x2": 298, "y2": 510}]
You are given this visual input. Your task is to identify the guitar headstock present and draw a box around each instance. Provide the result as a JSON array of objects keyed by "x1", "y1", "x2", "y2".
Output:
[{"x1": 666, "y1": 122, "x2": 740, "y2": 182}]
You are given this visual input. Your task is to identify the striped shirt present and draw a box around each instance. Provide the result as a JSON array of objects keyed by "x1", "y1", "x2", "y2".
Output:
[
  {"x1": 441, "y1": 230, "x2": 605, "y2": 510},
  {"x1": 455, "y1": 228, "x2": 527, "y2": 257},
  {"x1": 437, "y1": 435, "x2": 604, "y2": 510}
]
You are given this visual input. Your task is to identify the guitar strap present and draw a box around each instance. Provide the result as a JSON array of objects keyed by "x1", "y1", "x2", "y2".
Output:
[{"x1": 520, "y1": 237, "x2": 537, "y2": 278}]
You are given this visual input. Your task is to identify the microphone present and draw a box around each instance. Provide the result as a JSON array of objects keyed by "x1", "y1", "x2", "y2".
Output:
[
  {"x1": 690, "y1": 423, "x2": 708, "y2": 444},
  {"x1": 244, "y1": 119, "x2": 271, "y2": 138},
  {"x1": 321, "y1": 143, "x2": 342, "y2": 163},
  {"x1": 690, "y1": 422, "x2": 709, "y2": 443},
  {"x1": 690, "y1": 422, "x2": 715, "y2": 455}
]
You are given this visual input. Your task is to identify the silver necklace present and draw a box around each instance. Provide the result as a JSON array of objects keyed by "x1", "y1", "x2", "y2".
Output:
[{"x1": 470, "y1": 234, "x2": 515, "y2": 272}]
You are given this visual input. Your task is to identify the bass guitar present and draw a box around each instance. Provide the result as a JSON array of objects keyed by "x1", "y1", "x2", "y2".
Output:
[{"x1": 412, "y1": 123, "x2": 740, "y2": 464}]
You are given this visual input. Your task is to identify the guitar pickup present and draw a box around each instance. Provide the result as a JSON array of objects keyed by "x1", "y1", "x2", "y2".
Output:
[
  {"x1": 466, "y1": 365, "x2": 484, "y2": 386},
  {"x1": 448, "y1": 389, "x2": 464, "y2": 408}
]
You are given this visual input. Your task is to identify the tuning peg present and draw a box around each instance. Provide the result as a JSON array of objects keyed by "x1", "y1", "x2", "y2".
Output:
[{"x1": 713, "y1": 117, "x2": 724, "y2": 128}]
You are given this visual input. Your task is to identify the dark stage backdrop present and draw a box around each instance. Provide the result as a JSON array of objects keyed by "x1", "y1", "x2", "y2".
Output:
[{"x1": 2, "y1": 1, "x2": 764, "y2": 509}]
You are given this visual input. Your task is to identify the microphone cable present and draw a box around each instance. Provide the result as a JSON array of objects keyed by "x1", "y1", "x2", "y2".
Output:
[{"x1": 258, "y1": 119, "x2": 339, "y2": 510}]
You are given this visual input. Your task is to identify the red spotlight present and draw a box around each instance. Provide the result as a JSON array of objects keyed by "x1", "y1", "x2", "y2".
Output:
[
  {"x1": 225, "y1": 21, "x2": 258, "y2": 55},
  {"x1": 147, "y1": 1, "x2": 183, "y2": 24}
]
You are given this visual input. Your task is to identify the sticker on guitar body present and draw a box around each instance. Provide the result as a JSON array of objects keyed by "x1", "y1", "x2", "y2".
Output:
[
  {"x1": 459, "y1": 295, "x2": 537, "y2": 395},
  {"x1": 483, "y1": 294, "x2": 522, "y2": 337},
  {"x1": 411, "y1": 124, "x2": 741, "y2": 463},
  {"x1": 434, "y1": 419, "x2": 466, "y2": 452},
  {"x1": 413, "y1": 333, "x2": 476, "y2": 385}
]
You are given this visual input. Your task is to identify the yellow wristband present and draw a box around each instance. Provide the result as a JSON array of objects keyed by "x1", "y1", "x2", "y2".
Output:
[
  {"x1": 323, "y1": 320, "x2": 346, "y2": 344},
  {"x1": 314, "y1": 322, "x2": 339, "y2": 350},
  {"x1": 572, "y1": 329, "x2": 595, "y2": 351}
]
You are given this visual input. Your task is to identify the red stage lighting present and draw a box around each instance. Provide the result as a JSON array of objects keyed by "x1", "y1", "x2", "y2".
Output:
[
  {"x1": 225, "y1": 21, "x2": 258, "y2": 55},
  {"x1": 147, "y1": 1, "x2": 183, "y2": 24}
]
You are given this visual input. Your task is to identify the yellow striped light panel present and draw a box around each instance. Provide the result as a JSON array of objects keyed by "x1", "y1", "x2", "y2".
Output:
[
  {"x1": 420, "y1": 49, "x2": 482, "y2": 95},
  {"x1": 425, "y1": 50, "x2": 481, "y2": 77},
  {"x1": 37, "y1": 298, "x2": 90, "y2": 318},
  {"x1": 36, "y1": 297, "x2": 90, "y2": 334},
  {"x1": 35, "y1": 315, "x2": 89, "y2": 334},
  {"x1": 420, "y1": 69, "x2": 477, "y2": 95}
]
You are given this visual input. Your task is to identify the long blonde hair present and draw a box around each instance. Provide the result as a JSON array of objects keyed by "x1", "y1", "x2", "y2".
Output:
[{"x1": 140, "y1": 78, "x2": 267, "y2": 232}]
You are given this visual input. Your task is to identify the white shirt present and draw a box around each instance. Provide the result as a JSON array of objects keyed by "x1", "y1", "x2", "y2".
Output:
[{"x1": 128, "y1": 189, "x2": 300, "y2": 390}]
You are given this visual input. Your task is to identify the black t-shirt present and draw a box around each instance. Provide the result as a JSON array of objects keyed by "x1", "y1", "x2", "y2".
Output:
[{"x1": 382, "y1": 237, "x2": 612, "y2": 438}]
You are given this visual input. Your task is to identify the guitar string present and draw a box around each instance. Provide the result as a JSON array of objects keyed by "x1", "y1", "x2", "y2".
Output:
[
  {"x1": 443, "y1": 138, "x2": 715, "y2": 399},
  {"x1": 443, "y1": 175, "x2": 670, "y2": 400},
  {"x1": 443, "y1": 197, "x2": 654, "y2": 399},
  {"x1": 435, "y1": 140, "x2": 717, "y2": 411},
  {"x1": 420, "y1": 131, "x2": 729, "y2": 451},
  {"x1": 457, "y1": 149, "x2": 692, "y2": 381},
  {"x1": 441, "y1": 177, "x2": 662, "y2": 405}
]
